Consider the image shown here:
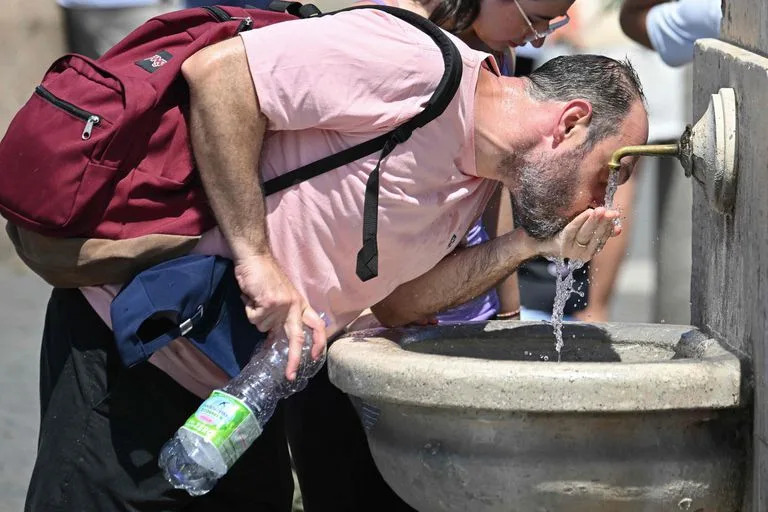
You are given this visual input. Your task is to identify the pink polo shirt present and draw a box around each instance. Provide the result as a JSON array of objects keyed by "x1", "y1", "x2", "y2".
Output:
[{"x1": 83, "y1": 9, "x2": 498, "y2": 396}]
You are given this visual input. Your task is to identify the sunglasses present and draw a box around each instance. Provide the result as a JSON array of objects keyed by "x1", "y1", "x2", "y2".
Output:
[{"x1": 513, "y1": 0, "x2": 571, "y2": 44}]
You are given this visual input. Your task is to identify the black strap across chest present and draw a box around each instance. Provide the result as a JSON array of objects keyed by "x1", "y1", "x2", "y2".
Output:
[{"x1": 261, "y1": 4, "x2": 463, "y2": 281}]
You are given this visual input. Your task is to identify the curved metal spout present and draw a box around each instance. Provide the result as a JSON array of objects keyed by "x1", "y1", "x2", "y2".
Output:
[
  {"x1": 604, "y1": 88, "x2": 737, "y2": 214},
  {"x1": 607, "y1": 143, "x2": 682, "y2": 171}
]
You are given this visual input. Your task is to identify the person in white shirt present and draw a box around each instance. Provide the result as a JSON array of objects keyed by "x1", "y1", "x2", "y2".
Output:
[
  {"x1": 620, "y1": 0, "x2": 722, "y2": 66},
  {"x1": 58, "y1": 0, "x2": 181, "y2": 58}
]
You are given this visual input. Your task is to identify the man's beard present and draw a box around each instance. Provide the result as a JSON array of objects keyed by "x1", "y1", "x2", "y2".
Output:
[{"x1": 508, "y1": 149, "x2": 581, "y2": 240}]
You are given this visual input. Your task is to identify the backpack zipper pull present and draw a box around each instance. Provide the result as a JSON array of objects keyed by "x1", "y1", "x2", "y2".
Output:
[
  {"x1": 233, "y1": 16, "x2": 252, "y2": 32},
  {"x1": 81, "y1": 115, "x2": 100, "y2": 140}
]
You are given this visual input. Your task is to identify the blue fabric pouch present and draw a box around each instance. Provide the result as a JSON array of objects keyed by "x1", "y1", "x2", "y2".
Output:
[{"x1": 110, "y1": 254, "x2": 266, "y2": 377}]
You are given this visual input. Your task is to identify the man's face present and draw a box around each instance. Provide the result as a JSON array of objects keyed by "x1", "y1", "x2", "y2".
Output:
[
  {"x1": 509, "y1": 145, "x2": 582, "y2": 239},
  {"x1": 509, "y1": 100, "x2": 649, "y2": 239},
  {"x1": 566, "y1": 100, "x2": 649, "y2": 217}
]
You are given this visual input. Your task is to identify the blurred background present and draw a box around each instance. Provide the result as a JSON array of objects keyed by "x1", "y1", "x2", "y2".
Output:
[{"x1": 0, "y1": 0, "x2": 692, "y2": 510}]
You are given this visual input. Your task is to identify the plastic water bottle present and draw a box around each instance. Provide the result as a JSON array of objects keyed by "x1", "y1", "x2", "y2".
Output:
[{"x1": 158, "y1": 318, "x2": 326, "y2": 496}]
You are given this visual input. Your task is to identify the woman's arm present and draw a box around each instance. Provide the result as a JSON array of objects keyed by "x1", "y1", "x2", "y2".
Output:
[
  {"x1": 481, "y1": 186, "x2": 520, "y2": 317},
  {"x1": 619, "y1": 0, "x2": 668, "y2": 48}
]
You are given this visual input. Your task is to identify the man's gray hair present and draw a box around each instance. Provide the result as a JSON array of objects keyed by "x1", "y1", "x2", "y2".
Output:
[{"x1": 526, "y1": 55, "x2": 645, "y2": 150}]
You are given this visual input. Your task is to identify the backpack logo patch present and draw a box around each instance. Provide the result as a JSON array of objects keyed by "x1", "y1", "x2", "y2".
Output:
[{"x1": 135, "y1": 50, "x2": 173, "y2": 73}]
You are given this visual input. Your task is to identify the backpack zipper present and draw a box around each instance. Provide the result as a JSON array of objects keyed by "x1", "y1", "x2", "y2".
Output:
[
  {"x1": 202, "y1": 5, "x2": 252, "y2": 31},
  {"x1": 202, "y1": 5, "x2": 231, "y2": 22},
  {"x1": 35, "y1": 85, "x2": 101, "y2": 140}
]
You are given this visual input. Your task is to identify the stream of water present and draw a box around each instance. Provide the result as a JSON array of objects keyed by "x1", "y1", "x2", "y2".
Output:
[
  {"x1": 549, "y1": 169, "x2": 621, "y2": 360},
  {"x1": 604, "y1": 167, "x2": 622, "y2": 229},
  {"x1": 549, "y1": 257, "x2": 584, "y2": 360}
]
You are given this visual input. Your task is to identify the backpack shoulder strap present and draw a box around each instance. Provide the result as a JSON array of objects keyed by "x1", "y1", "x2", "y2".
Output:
[
  {"x1": 262, "y1": 6, "x2": 464, "y2": 281},
  {"x1": 262, "y1": 5, "x2": 462, "y2": 197},
  {"x1": 266, "y1": 1, "x2": 322, "y2": 18}
]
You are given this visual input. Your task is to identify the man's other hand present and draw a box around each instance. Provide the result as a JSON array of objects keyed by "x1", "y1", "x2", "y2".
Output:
[
  {"x1": 533, "y1": 207, "x2": 621, "y2": 262},
  {"x1": 234, "y1": 254, "x2": 327, "y2": 381}
]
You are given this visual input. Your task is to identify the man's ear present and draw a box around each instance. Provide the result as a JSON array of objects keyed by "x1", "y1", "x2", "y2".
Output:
[{"x1": 553, "y1": 99, "x2": 592, "y2": 145}]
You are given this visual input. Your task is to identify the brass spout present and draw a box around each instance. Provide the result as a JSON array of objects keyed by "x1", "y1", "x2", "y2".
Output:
[
  {"x1": 607, "y1": 143, "x2": 681, "y2": 171},
  {"x1": 603, "y1": 88, "x2": 737, "y2": 214}
]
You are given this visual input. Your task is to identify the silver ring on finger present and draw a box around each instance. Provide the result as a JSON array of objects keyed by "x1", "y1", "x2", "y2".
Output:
[{"x1": 576, "y1": 240, "x2": 589, "y2": 248}]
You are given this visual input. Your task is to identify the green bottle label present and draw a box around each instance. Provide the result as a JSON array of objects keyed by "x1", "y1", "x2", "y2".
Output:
[{"x1": 181, "y1": 390, "x2": 262, "y2": 468}]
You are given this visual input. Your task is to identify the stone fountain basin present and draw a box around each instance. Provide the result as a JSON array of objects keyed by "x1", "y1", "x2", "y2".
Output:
[{"x1": 328, "y1": 321, "x2": 746, "y2": 512}]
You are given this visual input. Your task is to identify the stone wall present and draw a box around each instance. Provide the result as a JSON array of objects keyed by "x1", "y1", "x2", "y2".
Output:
[
  {"x1": 722, "y1": 3, "x2": 768, "y2": 59},
  {"x1": 691, "y1": 38, "x2": 768, "y2": 511},
  {"x1": 702, "y1": 5, "x2": 768, "y2": 508}
]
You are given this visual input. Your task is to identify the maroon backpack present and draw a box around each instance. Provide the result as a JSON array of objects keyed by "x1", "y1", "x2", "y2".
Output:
[
  {"x1": 0, "y1": 4, "x2": 307, "y2": 240},
  {"x1": 0, "y1": 4, "x2": 461, "y2": 281}
]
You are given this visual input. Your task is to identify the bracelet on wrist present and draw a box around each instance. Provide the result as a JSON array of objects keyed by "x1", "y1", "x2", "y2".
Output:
[{"x1": 496, "y1": 308, "x2": 521, "y2": 320}]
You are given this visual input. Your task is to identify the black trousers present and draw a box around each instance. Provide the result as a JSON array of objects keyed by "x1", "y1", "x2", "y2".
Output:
[
  {"x1": 25, "y1": 288, "x2": 294, "y2": 512},
  {"x1": 25, "y1": 289, "x2": 413, "y2": 512},
  {"x1": 284, "y1": 365, "x2": 416, "y2": 512}
]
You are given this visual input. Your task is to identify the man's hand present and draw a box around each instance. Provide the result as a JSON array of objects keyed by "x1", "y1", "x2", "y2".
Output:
[
  {"x1": 235, "y1": 254, "x2": 327, "y2": 381},
  {"x1": 532, "y1": 207, "x2": 621, "y2": 262}
]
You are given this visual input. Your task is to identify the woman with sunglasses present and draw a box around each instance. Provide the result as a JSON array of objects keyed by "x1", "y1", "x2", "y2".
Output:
[{"x1": 359, "y1": 0, "x2": 572, "y2": 73}]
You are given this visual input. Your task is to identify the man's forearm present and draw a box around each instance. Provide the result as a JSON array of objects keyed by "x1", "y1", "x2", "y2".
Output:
[
  {"x1": 182, "y1": 39, "x2": 270, "y2": 260},
  {"x1": 182, "y1": 39, "x2": 328, "y2": 374},
  {"x1": 371, "y1": 228, "x2": 537, "y2": 327}
]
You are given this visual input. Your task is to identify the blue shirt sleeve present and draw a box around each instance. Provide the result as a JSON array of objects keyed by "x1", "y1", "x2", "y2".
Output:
[{"x1": 645, "y1": 0, "x2": 722, "y2": 67}]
